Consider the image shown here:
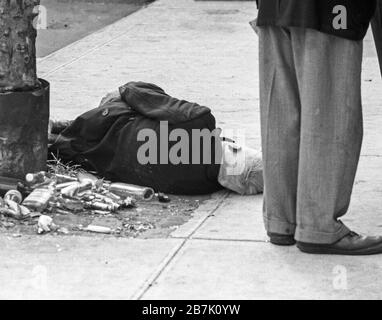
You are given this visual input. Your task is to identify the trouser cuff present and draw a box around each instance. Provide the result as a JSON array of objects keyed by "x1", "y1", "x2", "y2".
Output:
[
  {"x1": 295, "y1": 222, "x2": 351, "y2": 244},
  {"x1": 263, "y1": 215, "x2": 296, "y2": 236}
]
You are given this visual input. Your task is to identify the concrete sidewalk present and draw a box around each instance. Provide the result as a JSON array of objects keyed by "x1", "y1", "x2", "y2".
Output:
[{"x1": 1, "y1": 0, "x2": 382, "y2": 299}]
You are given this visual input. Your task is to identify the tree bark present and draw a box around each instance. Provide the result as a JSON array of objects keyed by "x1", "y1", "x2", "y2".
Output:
[
  {"x1": 0, "y1": 0, "x2": 48, "y2": 180},
  {"x1": 0, "y1": 0, "x2": 39, "y2": 92}
]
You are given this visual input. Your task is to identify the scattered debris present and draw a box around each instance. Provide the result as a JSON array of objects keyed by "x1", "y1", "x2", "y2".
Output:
[
  {"x1": 57, "y1": 227, "x2": 70, "y2": 235},
  {"x1": 81, "y1": 225, "x2": 113, "y2": 234},
  {"x1": 0, "y1": 158, "x2": 190, "y2": 238},
  {"x1": 37, "y1": 215, "x2": 58, "y2": 234},
  {"x1": 108, "y1": 182, "x2": 155, "y2": 201},
  {"x1": 25, "y1": 172, "x2": 46, "y2": 185},
  {"x1": 0, "y1": 198, "x2": 31, "y2": 220},
  {"x1": 11, "y1": 233, "x2": 22, "y2": 238},
  {"x1": 157, "y1": 192, "x2": 171, "y2": 203},
  {"x1": 124, "y1": 222, "x2": 154, "y2": 232},
  {"x1": 1, "y1": 221, "x2": 15, "y2": 228},
  {"x1": 23, "y1": 181, "x2": 56, "y2": 212},
  {"x1": 4, "y1": 190, "x2": 23, "y2": 204}
]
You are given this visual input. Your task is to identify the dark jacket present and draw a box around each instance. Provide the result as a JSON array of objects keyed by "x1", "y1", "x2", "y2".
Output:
[
  {"x1": 49, "y1": 82, "x2": 223, "y2": 195},
  {"x1": 372, "y1": 0, "x2": 382, "y2": 76},
  {"x1": 256, "y1": 0, "x2": 377, "y2": 40}
]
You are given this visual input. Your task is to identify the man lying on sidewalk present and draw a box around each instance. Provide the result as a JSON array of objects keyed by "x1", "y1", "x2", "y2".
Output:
[
  {"x1": 49, "y1": 81, "x2": 263, "y2": 196},
  {"x1": 256, "y1": 0, "x2": 382, "y2": 255}
]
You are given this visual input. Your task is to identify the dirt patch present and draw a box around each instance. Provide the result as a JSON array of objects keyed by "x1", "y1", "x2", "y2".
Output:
[
  {"x1": 0, "y1": 194, "x2": 211, "y2": 239},
  {"x1": 37, "y1": 0, "x2": 154, "y2": 57}
]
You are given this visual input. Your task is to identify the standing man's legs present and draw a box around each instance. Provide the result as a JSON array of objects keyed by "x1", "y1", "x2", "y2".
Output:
[
  {"x1": 290, "y1": 28, "x2": 363, "y2": 244},
  {"x1": 259, "y1": 26, "x2": 364, "y2": 246},
  {"x1": 257, "y1": 7, "x2": 382, "y2": 255},
  {"x1": 259, "y1": 26, "x2": 301, "y2": 240}
]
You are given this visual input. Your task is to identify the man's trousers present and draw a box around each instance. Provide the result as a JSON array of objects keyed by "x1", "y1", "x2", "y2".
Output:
[{"x1": 259, "y1": 26, "x2": 363, "y2": 244}]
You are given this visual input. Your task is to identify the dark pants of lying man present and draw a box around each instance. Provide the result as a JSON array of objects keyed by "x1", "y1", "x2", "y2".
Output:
[{"x1": 49, "y1": 81, "x2": 263, "y2": 196}]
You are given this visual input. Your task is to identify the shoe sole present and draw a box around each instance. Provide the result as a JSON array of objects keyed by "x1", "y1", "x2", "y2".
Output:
[
  {"x1": 270, "y1": 239, "x2": 296, "y2": 246},
  {"x1": 297, "y1": 243, "x2": 382, "y2": 256}
]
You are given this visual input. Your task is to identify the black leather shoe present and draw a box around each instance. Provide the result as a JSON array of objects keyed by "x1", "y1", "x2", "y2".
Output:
[
  {"x1": 297, "y1": 232, "x2": 382, "y2": 255},
  {"x1": 268, "y1": 232, "x2": 296, "y2": 246}
]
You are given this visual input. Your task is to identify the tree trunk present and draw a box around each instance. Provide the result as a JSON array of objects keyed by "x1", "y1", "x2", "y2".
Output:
[
  {"x1": 0, "y1": 0, "x2": 49, "y2": 181},
  {"x1": 0, "y1": 0, "x2": 39, "y2": 92}
]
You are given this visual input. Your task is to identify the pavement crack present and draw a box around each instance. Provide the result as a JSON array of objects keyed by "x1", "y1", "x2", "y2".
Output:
[
  {"x1": 40, "y1": 2, "x2": 157, "y2": 78},
  {"x1": 132, "y1": 191, "x2": 230, "y2": 300},
  {"x1": 176, "y1": 236, "x2": 268, "y2": 244}
]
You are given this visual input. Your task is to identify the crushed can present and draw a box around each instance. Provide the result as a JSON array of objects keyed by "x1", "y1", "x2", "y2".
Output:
[
  {"x1": 108, "y1": 183, "x2": 155, "y2": 201},
  {"x1": 4, "y1": 190, "x2": 23, "y2": 204}
]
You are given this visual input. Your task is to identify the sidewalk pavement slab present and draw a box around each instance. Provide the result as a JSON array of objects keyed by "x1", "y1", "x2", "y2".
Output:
[
  {"x1": 143, "y1": 239, "x2": 382, "y2": 300},
  {"x1": 343, "y1": 157, "x2": 382, "y2": 235},
  {"x1": 189, "y1": 193, "x2": 267, "y2": 242},
  {"x1": 0, "y1": 235, "x2": 182, "y2": 300}
]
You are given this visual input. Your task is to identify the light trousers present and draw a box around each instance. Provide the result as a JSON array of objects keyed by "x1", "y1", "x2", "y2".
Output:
[{"x1": 259, "y1": 26, "x2": 363, "y2": 244}]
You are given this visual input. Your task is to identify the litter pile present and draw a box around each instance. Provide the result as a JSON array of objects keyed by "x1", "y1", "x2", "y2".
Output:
[{"x1": 0, "y1": 164, "x2": 171, "y2": 235}]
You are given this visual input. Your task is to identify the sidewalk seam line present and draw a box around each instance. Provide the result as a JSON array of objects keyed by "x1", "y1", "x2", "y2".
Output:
[
  {"x1": 40, "y1": 2, "x2": 158, "y2": 78},
  {"x1": 172, "y1": 236, "x2": 268, "y2": 244},
  {"x1": 38, "y1": 9, "x2": 137, "y2": 64},
  {"x1": 41, "y1": 26, "x2": 138, "y2": 78},
  {"x1": 131, "y1": 191, "x2": 230, "y2": 300}
]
